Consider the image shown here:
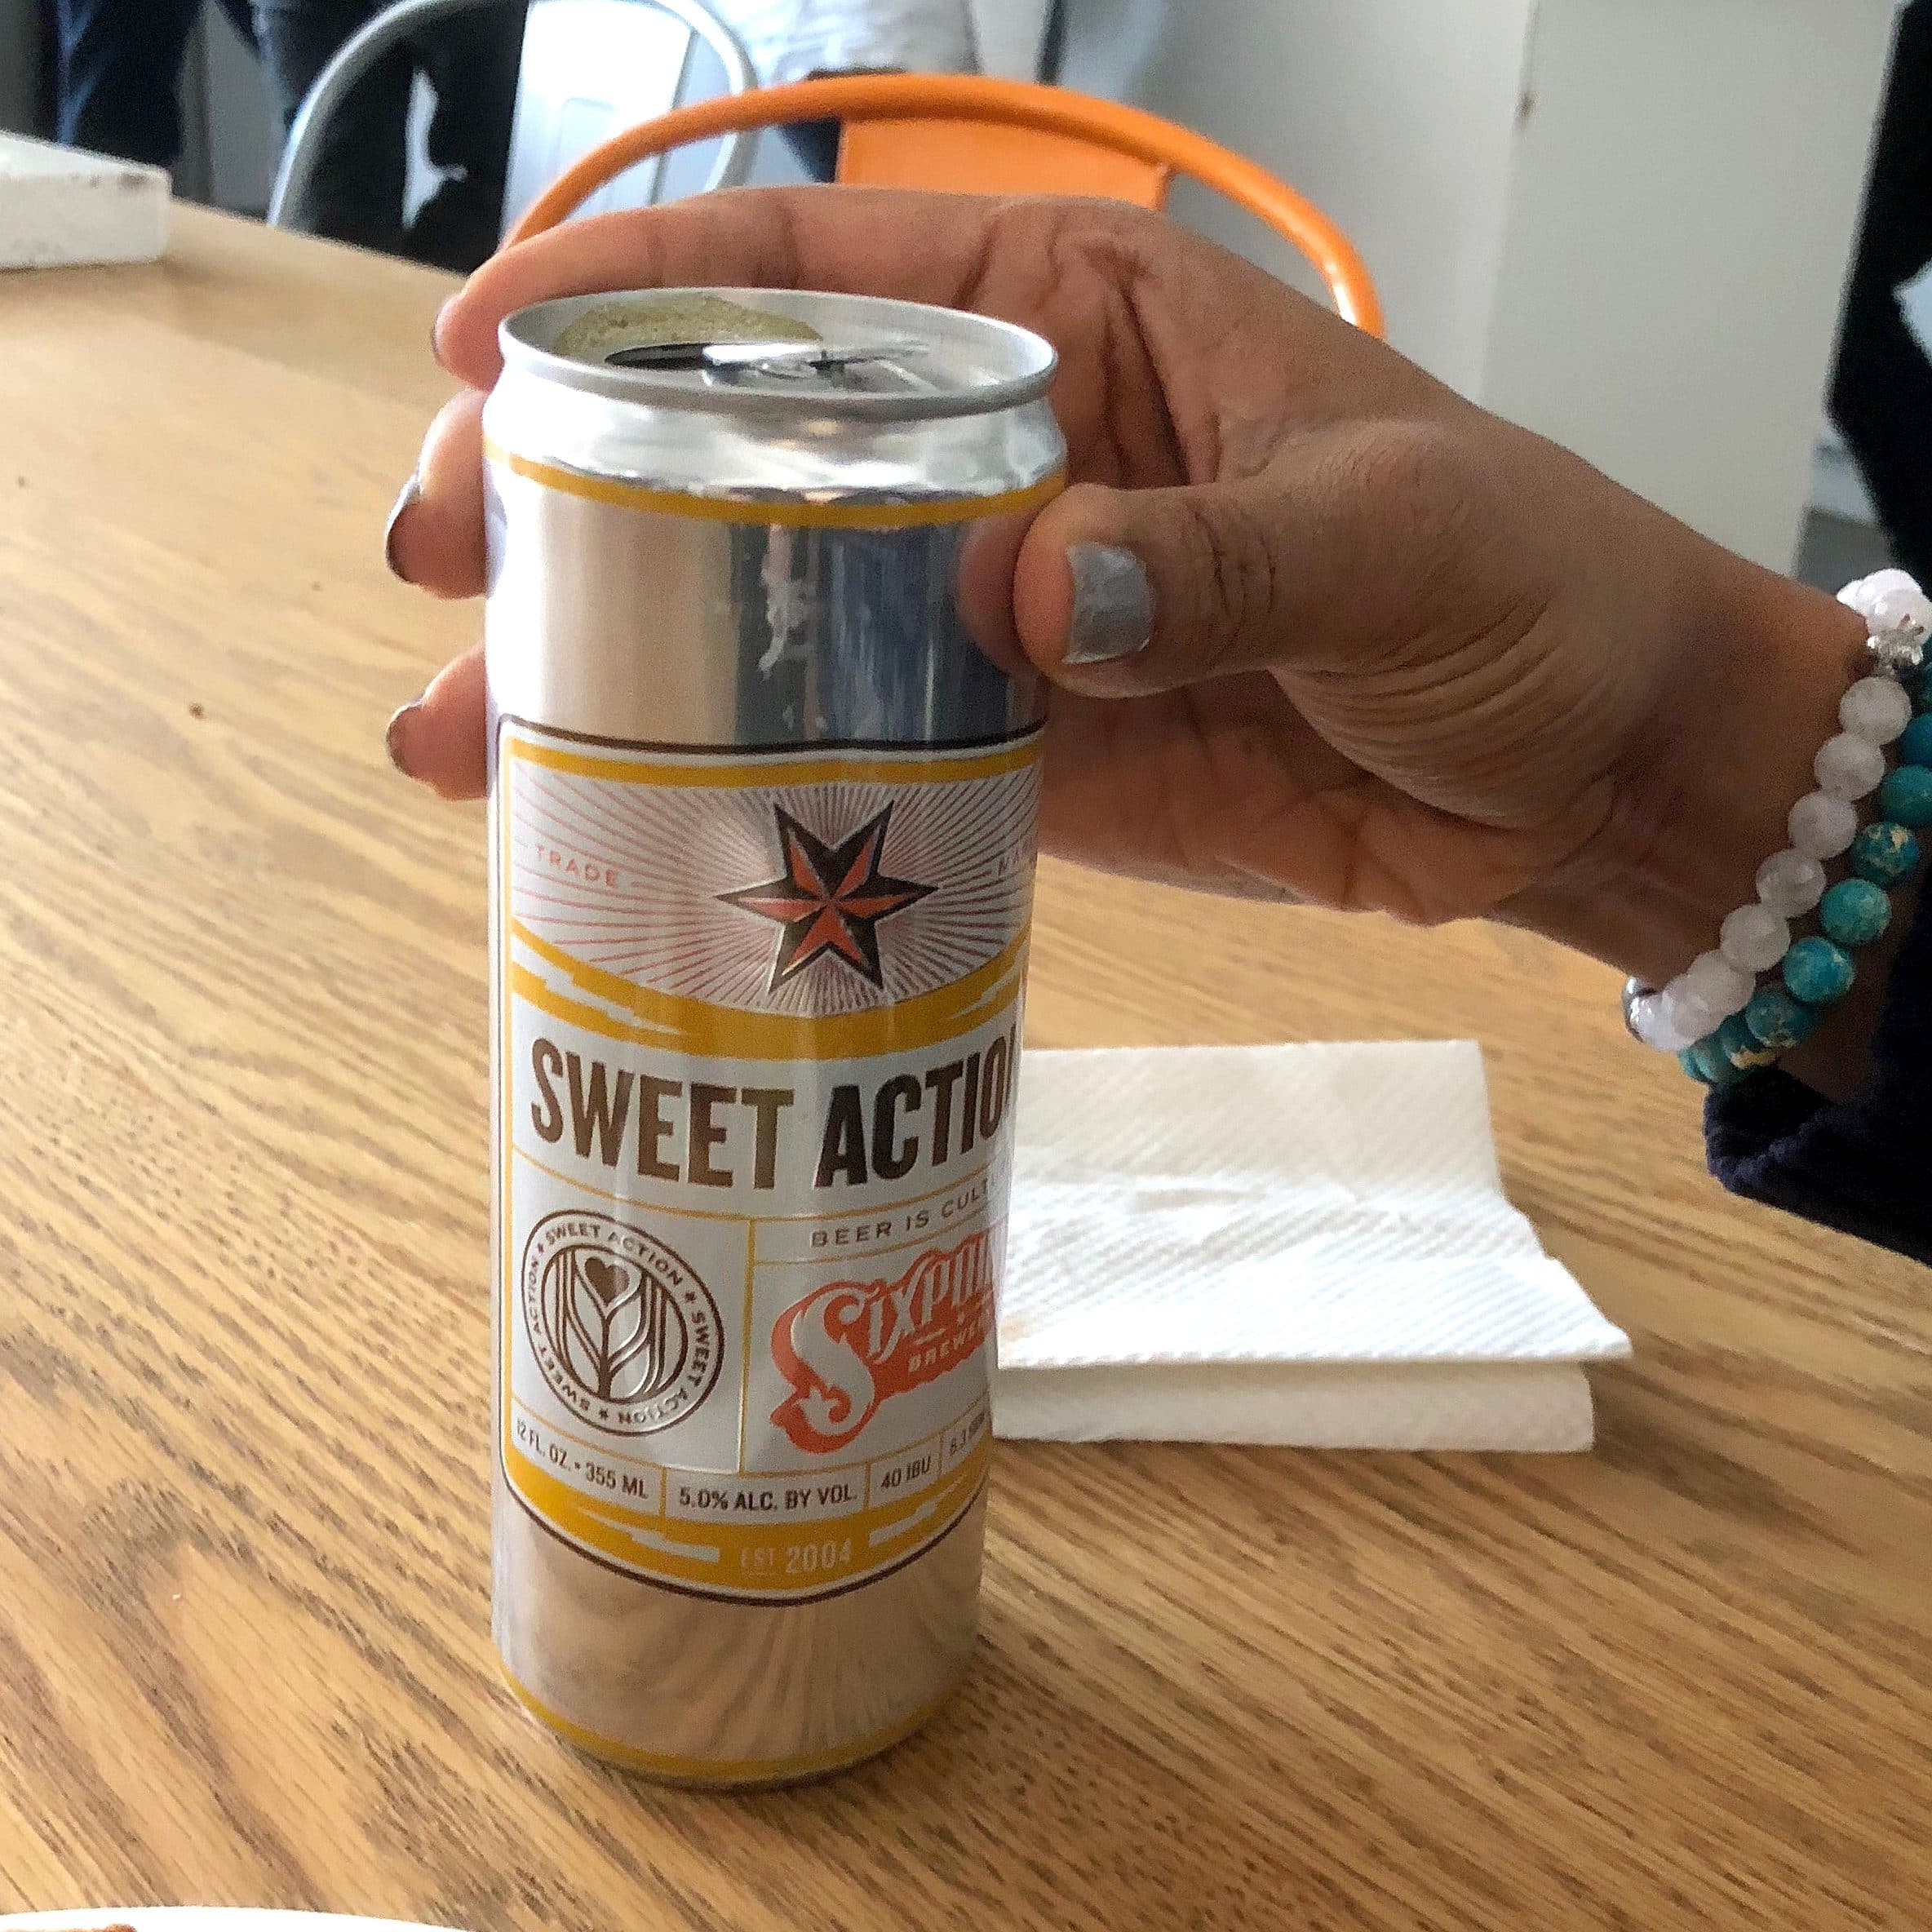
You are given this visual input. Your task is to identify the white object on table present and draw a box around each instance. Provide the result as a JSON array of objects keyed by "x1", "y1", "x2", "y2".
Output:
[
  {"x1": 995, "y1": 1040, "x2": 1630, "y2": 1452},
  {"x1": 0, "y1": 133, "x2": 167, "y2": 271},
  {"x1": 2, "y1": 1918, "x2": 454, "y2": 1932},
  {"x1": 2, "y1": 1915, "x2": 456, "y2": 1932}
]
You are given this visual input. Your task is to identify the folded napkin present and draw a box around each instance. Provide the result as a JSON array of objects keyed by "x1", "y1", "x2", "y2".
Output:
[{"x1": 993, "y1": 1040, "x2": 1629, "y2": 1451}]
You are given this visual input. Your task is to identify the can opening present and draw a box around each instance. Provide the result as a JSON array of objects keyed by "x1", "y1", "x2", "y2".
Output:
[
  {"x1": 506, "y1": 287, "x2": 1059, "y2": 422},
  {"x1": 550, "y1": 293, "x2": 819, "y2": 366},
  {"x1": 605, "y1": 338, "x2": 936, "y2": 396}
]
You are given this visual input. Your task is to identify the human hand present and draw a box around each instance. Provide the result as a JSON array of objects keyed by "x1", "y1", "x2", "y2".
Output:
[{"x1": 385, "y1": 188, "x2": 1864, "y2": 1011}]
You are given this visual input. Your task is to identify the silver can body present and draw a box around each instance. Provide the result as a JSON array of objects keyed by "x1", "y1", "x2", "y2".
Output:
[{"x1": 482, "y1": 289, "x2": 1061, "y2": 1784}]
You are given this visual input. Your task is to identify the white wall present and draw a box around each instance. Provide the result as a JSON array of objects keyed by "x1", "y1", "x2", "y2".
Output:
[
  {"x1": 204, "y1": 3, "x2": 281, "y2": 210},
  {"x1": 1482, "y1": 0, "x2": 1897, "y2": 568},
  {"x1": 968, "y1": 0, "x2": 1052, "y2": 81},
  {"x1": 178, "y1": 2, "x2": 281, "y2": 213},
  {"x1": 1053, "y1": 0, "x2": 1898, "y2": 570},
  {"x1": 1057, "y1": 0, "x2": 1537, "y2": 397}
]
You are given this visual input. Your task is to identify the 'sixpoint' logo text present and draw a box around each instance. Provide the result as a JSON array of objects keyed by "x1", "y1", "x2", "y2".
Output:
[{"x1": 769, "y1": 1230, "x2": 995, "y2": 1453}]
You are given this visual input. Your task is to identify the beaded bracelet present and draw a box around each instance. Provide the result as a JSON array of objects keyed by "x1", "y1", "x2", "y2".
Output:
[{"x1": 1623, "y1": 569, "x2": 1932, "y2": 1084}]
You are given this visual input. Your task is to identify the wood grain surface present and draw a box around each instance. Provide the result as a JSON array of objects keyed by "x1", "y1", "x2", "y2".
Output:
[{"x1": 0, "y1": 206, "x2": 1928, "y2": 1931}]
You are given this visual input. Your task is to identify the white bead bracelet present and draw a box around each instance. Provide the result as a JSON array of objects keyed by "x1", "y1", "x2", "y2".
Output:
[{"x1": 1624, "y1": 569, "x2": 1931, "y2": 1060}]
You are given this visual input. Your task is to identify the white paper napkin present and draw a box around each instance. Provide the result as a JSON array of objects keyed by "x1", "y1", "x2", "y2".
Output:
[{"x1": 994, "y1": 1040, "x2": 1629, "y2": 1451}]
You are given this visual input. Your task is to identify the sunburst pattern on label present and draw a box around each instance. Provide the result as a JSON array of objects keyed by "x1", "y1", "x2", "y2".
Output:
[{"x1": 510, "y1": 759, "x2": 1039, "y2": 1017}]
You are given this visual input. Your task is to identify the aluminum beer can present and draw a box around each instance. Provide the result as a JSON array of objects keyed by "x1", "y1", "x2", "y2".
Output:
[{"x1": 482, "y1": 288, "x2": 1063, "y2": 1784}]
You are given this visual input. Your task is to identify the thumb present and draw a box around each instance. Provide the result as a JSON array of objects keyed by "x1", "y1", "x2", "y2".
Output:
[{"x1": 1011, "y1": 425, "x2": 1488, "y2": 693}]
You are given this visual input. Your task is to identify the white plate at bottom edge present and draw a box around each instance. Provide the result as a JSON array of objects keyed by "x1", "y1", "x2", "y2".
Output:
[{"x1": 2, "y1": 1914, "x2": 459, "y2": 1932}]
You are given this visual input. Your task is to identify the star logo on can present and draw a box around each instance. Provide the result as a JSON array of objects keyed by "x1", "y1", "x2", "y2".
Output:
[{"x1": 720, "y1": 804, "x2": 934, "y2": 990}]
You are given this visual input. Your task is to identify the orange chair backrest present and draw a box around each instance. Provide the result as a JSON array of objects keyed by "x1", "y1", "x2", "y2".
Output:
[
  {"x1": 507, "y1": 74, "x2": 1380, "y2": 336},
  {"x1": 837, "y1": 115, "x2": 1172, "y2": 207}
]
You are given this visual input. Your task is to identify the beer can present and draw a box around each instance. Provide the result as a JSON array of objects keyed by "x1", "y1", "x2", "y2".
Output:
[{"x1": 482, "y1": 288, "x2": 1063, "y2": 1784}]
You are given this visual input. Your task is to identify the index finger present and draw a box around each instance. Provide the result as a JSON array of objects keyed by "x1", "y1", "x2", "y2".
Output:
[{"x1": 432, "y1": 185, "x2": 1011, "y2": 391}]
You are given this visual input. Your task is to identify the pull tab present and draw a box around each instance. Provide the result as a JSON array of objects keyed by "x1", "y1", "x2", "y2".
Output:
[{"x1": 605, "y1": 337, "x2": 928, "y2": 374}]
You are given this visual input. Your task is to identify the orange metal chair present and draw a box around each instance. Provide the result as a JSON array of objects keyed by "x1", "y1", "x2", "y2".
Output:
[{"x1": 505, "y1": 74, "x2": 1382, "y2": 336}]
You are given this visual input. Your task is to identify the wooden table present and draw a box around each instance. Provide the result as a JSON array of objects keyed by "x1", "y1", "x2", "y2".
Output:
[{"x1": 1, "y1": 206, "x2": 1927, "y2": 1931}]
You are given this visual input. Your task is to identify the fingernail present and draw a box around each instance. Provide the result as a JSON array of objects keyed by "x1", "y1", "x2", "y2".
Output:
[
  {"x1": 1065, "y1": 543, "x2": 1154, "y2": 664},
  {"x1": 383, "y1": 472, "x2": 421, "y2": 579},
  {"x1": 385, "y1": 697, "x2": 423, "y2": 774},
  {"x1": 431, "y1": 295, "x2": 457, "y2": 361}
]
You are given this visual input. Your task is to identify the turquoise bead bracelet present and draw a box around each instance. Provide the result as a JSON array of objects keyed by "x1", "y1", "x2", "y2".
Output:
[
  {"x1": 1819, "y1": 877, "x2": 1891, "y2": 947},
  {"x1": 1876, "y1": 762, "x2": 1932, "y2": 826},
  {"x1": 1623, "y1": 569, "x2": 1932, "y2": 1084},
  {"x1": 1680, "y1": 770, "x2": 1927, "y2": 1086}
]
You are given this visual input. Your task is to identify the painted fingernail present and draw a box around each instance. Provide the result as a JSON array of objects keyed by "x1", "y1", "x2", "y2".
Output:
[
  {"x1": 383, "y1": 472, "x2": 421, "y2": 579},
  {"x1": 385, "y1": 697, "x2": 423, "y2": 775},
  {"x1": 1065, "y1": 543, "x2": 1154, "y2": 664}
]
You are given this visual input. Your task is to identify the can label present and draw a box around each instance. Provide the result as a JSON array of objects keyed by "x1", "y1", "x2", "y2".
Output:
[{"x1": 495, "y1": 716, "x2": 1039, "y2": 1602}]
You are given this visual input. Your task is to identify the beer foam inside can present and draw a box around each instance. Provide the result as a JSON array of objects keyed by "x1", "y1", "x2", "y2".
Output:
[{"x1": 549, "y1": 293, "x2": 821, "y2": 363}]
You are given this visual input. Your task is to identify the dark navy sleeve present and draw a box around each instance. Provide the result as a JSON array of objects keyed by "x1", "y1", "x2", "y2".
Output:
[{"x1": 1706, "y1": 883, "x2": 1932, "y2": 1264}]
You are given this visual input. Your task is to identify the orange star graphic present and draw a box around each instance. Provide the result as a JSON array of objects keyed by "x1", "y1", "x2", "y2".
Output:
[{"x1": 720, "y1": 806, "x2": 934, "y2": 990}]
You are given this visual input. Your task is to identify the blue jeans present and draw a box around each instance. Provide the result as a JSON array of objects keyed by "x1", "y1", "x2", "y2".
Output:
[{"x1": 54, "y1": 0, "x2": 257, "y2": 168}]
